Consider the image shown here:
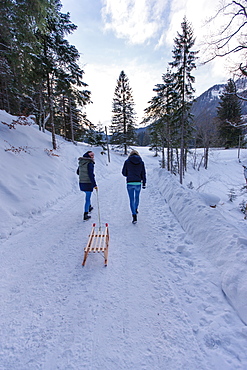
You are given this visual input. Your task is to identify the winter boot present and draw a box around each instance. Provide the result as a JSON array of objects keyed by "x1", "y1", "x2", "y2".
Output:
[
  {"x1": 83, "y1": 212, "x2": 91, "y2": 221},
  {"x1": 89, "y1": 205, "x2": 93, "y2": 213},
  {"x1": 132, "y1": 214, "x2": 137, "y2": 224}
]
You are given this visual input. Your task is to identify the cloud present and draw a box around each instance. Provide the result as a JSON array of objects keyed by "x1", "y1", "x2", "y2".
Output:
[
  {"x1": 156, "y1": 0, "x2": 219, "y2": 48},
  {"x1": 101, "y1": 0, "x2": 169, "y2": 44},
  {"x1": 155, "y1": 0, "x2": 233, "y2": 82},
  {"x1": 100, "y1": 0, "x2": 226, "y2": 54}
]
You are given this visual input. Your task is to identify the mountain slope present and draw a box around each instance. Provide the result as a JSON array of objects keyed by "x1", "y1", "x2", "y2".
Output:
[{"x1": 192, "y1": 77, "x2": 247, "y2": 121}]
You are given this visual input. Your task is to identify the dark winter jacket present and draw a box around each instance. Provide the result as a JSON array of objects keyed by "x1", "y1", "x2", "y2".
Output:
[
  {"x1": 77, "y1": 155, "x2": 97, "y2": 191},
  {"x1": 244, "y1": 166, "x2": 247, "y2": 180},
  {"x1": 122, "y1": 154, "x2": 146, "y2": 186}
]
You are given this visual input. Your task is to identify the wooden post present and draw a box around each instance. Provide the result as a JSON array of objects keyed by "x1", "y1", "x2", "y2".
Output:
[
  {"x1": 238, "y1": 134, "x2": 241, "y2": 162},
  {"x1": 105, "y1": 126, "x2": 111, "y2": 163}
]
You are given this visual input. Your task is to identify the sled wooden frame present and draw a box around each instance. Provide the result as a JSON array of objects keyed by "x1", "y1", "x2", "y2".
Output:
[{"x1": 82, "y1": 223, "x2": 109, "y2": 266}]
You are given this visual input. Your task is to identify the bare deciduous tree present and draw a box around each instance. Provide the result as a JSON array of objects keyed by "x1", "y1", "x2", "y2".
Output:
[{"x1": 204, "y1": 0, "x2": 247, "y2": 74}]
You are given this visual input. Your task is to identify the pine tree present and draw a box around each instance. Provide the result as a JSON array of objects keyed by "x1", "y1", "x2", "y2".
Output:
[
  {"x1": 0, "y1": 0, "x2": 49, "y2": 113},
  {"x1": 0, "y1": 0, "x2": 91, "y2": 149},
  {"x1": 110, "y1": 71, "x2": 136, "y2": 155},
  {"x1": 55, "y1": 74, "x2": 91, "y2": 142},
  {"x1": 94, "y1": 123, "x2": 107, "y2": 149},
  {"x1": 32, "y1": 0, "x2": 91, "y2": 149},
  {"x1": 144, "y1": 69, "x2": 178, "y2": 171},
  {"x1": 0, "y1": 0, "x2": 13, "y2": 112},
  {"x1": 217, "y1": 79, "x2": 243, "y2": 148},
  {"x1": 136, "y1": 128, "x2": 150, "y2": 146},
  {"x1": 169, "y1": 17, "x2": 198, "y2": 184}
]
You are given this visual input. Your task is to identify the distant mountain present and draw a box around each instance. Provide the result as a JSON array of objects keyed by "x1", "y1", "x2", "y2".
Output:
[
  {"x1": 192, "y1": 77, "x2": 247, "y2": 121},
  {"x1": 135, "y1": 125, "x2": 151, "y2": 146},
  {"x1": 136, "y1": 77, "x2": 247, "y2": 145}
]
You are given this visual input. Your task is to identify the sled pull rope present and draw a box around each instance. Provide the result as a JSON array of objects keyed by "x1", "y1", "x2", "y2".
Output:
[{"x1": 96, "y1": 187, "x2": 102, "y2": 230}]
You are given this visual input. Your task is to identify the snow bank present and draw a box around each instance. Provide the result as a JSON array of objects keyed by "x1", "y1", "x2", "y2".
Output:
[
  {"x1": 0, "y1": 111, "x2": 104, "y2": 238},
  {"x1": 153, "y1": 167, "x2": 247, "y2": 325}
]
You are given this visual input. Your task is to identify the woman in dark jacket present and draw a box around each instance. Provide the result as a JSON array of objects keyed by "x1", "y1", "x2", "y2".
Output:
[
  {"x1": 77, "y1": 151, "x2": 97, "y2": 220},
  {"x1": 122, "y1": 150, "x2": 146, "y2": 224}
]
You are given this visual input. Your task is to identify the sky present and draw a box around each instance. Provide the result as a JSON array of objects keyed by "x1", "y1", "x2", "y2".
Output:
[
  {"x1": 1, "y1": 109, "x2": 247, "y2": 368},
  {"x1": 60, "y1": 0, "x2": 235, "y2": 127}
]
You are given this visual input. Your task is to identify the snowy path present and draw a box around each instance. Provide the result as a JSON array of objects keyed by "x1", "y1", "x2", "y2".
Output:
[{"x1": 1, "y1": 161, "x2": 247, "y2": 369}]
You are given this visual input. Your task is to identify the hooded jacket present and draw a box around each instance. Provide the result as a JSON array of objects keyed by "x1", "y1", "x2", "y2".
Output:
[
  {"x1": 77, "y1": 155, "x2": 97, "y2": 191},
  {"x1": 122, "y1": 154, "x2": 146, "y2": 186}
]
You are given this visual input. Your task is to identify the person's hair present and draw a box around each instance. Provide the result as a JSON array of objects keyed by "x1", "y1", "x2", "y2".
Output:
[{"x1": 129, "y1": 150, "x2": 140, "y2": 156}]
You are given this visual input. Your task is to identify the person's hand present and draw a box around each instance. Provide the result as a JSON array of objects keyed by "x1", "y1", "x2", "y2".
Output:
[
  {"x1": 94, "y1": 186, "x2": 98, "y2": 190},
  {"x1": 142, "y1": 185, "x2": 146, "y2": 189}
]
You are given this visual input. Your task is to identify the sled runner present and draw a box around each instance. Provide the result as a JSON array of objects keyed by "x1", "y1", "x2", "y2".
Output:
[{"x1": 82, "y1": 223, "x2": 109, "y2": 266}]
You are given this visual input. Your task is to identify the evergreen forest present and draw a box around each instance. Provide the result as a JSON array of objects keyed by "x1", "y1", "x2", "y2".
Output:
[{"x1": 0, "y1": 0, "x2": 92, "y2": 149}]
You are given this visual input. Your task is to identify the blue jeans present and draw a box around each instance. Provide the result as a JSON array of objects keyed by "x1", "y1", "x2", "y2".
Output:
[
  {"x1": 127, "y1": 184, "x2": 141, "y2": 215},
  {"x1": 84, "y1": 191, "x2": 92, "y2": 213}
]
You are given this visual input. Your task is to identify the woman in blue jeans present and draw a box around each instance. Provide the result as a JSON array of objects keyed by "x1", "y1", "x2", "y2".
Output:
[
  {"x1": 77, "y1": 151, "x2": 97, "y2": 220},
  {"x1": 122, "y1": 150, "x2": 146, "y2": 224}
]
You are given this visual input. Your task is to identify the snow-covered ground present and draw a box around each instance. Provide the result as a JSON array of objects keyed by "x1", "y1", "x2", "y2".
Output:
[{"x1": 1, "y1": 109, "x2": 247, "y2": 369}]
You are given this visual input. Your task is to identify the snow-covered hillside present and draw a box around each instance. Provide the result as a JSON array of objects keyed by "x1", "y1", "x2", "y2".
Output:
[{"x1": 1, "y1": 109, "x2": 247, "y2": 369}]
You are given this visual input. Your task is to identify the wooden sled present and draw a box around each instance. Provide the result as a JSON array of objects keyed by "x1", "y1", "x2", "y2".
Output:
[{"x1": 82, "y1": 223, "x2": 109, "y2": 266}]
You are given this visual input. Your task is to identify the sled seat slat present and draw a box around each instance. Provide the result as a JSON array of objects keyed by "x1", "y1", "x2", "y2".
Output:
[
  {"x1": 90, "y1": 232, "x2": 105, "y2": 252},
  {"x1": 82, "y1": 224, "x2": 109, "y2": 266}
]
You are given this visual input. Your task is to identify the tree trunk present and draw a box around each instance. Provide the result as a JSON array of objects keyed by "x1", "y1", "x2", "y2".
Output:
[
  {"x1": 167, "y1": 124, "x2": 171, "y2": 171},
  {"x1": 184, "y1": 148, "x2": 188, "y2": 173},
  {"x1": 38, "y1": 88, "x2": 45, "y2": 132},
  {"x1": 176, "y1": 148, "x2": 180, "y2": 174},
  {"x1": 4, "y1": 83, "x2": 10, "y2": 113},
  {"x1": 50, "y1": 98, "x2": 57, "y2": 150},
  {"x1": 62, "y1": 95, "x2": 67, "y2": 138},
  {"x1": 167, "y1": 146, "x2": 170, "y2": 171},
  {"x1": 180, "y1": 127, "x2": 184, "y2": 184},
  {"x1": 69, "y1": 97, "x2": 75, "y2": 144},
  {"x1": 170, "y1": 147, "x2": 174, "y2": 173},
  {"x1": 238, "y1": 134, "x2": 241, "y2": 161},
  {"x1": 105, "y1": 126, "x2": 111, "y2": 163},
  {"x1": 122, "y1": 89, "x2": 127, "y2": 155},
  {"x1": 204, "y1": 146, "x2": 209, "y2": 169},
  {"x1": 193, "y1": 146, "x2": 197, "y2": 170},
  {"x1": 161, "y1": 142, "x2": 165, "y2": 168},
  {"x1": 46, "y1": 71, "x2": 56, "y2": 150}
]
